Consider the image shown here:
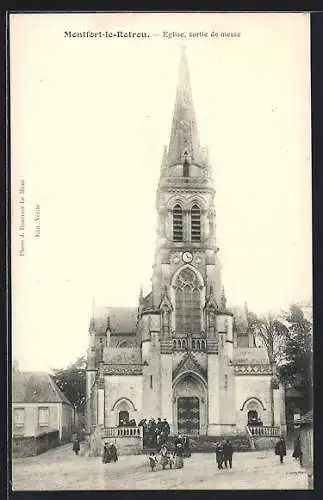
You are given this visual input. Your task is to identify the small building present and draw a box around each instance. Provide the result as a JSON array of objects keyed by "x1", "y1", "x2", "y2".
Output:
[
  {"x1": 12, "y1": 370, "x2": 74, "y2": 457},
  {"x1": 299, "y1": 410, "x2": 313, "y2": 489}
]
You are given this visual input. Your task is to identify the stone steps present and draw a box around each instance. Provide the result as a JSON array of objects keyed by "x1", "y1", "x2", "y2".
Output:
[{"x1": 143, "y1": 434, "x2": 252, "y2": 453}]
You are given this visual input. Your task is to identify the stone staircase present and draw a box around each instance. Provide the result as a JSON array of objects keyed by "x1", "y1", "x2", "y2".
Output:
[{"x1": 142, "y1": 433, "x2": 252, "y2": 454}]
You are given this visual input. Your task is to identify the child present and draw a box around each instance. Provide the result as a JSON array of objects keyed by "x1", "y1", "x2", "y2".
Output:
[{"x1": 149, "y1": 452, "x2": 158, "y2": 471}]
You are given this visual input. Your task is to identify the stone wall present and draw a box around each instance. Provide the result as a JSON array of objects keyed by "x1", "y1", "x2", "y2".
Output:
[
  {"x1": 12, "y1": 431, "x2": 60, "y2": 458},
  {"x1": 102, "y1": 436, "x2": 143, "y2": 456},
  {"x1": 104, "y1": 374, "x2": 143, "y2": 427},
  {"x1": 234, "y1": 375, "x2": 272, "y2": 431},
  {"x1": 252, "y1": 436, "x2": 277, "y2": 450}
]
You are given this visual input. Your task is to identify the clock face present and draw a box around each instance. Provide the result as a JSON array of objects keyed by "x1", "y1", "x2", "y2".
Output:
[{"x1": 182, "y1": 251, "x2": 193, "y2": 263}]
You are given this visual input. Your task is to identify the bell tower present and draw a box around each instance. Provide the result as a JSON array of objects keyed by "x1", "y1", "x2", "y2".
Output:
[{"x1": 152, "y1": 46, "x2": 222, "y2": 327}]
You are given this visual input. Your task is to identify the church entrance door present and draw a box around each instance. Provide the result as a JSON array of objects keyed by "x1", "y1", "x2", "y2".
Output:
[{"x1": 177, "y1": 397, "x2": 200, "y2": 435}]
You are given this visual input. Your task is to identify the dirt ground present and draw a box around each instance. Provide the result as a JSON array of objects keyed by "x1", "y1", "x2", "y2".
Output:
[{"x1": 11, "y1": 443, "x2": 309, "y2": 490}]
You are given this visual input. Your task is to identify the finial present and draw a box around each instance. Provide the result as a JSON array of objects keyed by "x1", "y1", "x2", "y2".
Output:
[
  {"x1": 221, "y1": 286, "x2": 227, "y2": 310},
  {"x1": 106, "y1": 316, "x2": 111, "y2": 333},
  {"x1": 89, "y1": 316, "x2": 95, "y2": 333}
]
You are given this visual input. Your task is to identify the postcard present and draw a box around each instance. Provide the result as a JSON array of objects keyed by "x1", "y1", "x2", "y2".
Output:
[{"x1": 10, "y1": 12, "x2": 312, "y2": 490}]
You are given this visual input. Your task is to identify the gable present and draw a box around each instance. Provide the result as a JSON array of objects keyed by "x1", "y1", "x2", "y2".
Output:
[{"x1": 173, "y1": 352, "x2": 207, "y2": 381}]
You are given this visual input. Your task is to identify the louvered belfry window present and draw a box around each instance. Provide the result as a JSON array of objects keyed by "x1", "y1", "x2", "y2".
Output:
[
  {"x1": 175, "y1": 268, "x2": 201, "y2": 333},
  {"x1": 191, "y1": 204, "x2": 201, "y2": 242},
  {"x1": 173, "y1": 204, "x2": 183, "y2": 241}
]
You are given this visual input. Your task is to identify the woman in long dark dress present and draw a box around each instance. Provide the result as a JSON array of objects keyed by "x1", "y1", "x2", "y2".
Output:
[
  {"x1": 102, "y1": 442, "x2": 111, "y2": 464},
  {"x1": 174, "y1": 443, "x2": 184, "y2": 469},
  {"x1": 292, "y1": 436, "x2": 303, "y2": 466},
  {"x1": 182, "y1": 436, "x2": 191, "y2": 458},
  {"x1": 72, "y1": 439, "x2": 80, "y2": 456},
  {"x1": 109, "y1": 444, "x2": 118, "y2": 462}
]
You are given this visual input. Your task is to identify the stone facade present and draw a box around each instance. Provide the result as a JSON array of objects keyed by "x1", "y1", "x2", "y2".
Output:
[{"x1": 86, "y1": 47, "x2": 286, "y2": 437}]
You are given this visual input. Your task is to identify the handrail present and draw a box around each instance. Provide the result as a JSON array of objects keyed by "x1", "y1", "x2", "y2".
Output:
[
  {"x1": 247, "y1": 425, "x2": 280, "y2": 437},
  {"x1": 102, "y1": 426, "x2": 143, "y2": 438},
  {"x1": 245, "y1": 425, "x2": 256, "y2": 450}
]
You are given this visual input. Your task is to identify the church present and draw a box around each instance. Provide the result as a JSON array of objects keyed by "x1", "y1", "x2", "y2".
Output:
[{"x1": 86, "y1": 48, "x2": 286, "y2": 438}]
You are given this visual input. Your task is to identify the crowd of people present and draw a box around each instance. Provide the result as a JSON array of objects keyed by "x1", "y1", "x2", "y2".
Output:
[
  {"x1": 148, "y1": 433, "x2": 190, "y2": 471},
  {"x1": 72, "y1": 423, "x2": 304, "y2": 476},
  {"x1": 138, "y1": 417, "x2": 171, "y2": 449}
]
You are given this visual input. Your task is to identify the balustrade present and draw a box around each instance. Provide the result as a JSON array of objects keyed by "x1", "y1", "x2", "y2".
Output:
[
  {"x1": 172, "y1": 338, "x2": 206, "y2": 351},
  {"x1": 248, "y1": 425, "x2": 280, "y2": 437},
  {"x1": 102, "y1": 426, "x2": 143, "y2": 438}
]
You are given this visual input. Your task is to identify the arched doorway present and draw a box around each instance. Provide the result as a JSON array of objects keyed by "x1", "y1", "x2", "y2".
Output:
[
  {"x1": 177, "y1": 396, "x2": 200, "y2": 435},
  {"x1": 242, "y1": 398, "x2": 265, "y2": 426},
  {"x1": 112, "y1": 398, "x2": 136, "y2": 427},
  {"x1": 247, "y1": 410, "x2": 258, "y2": 426},
  {"x1": 118, "y1": 410, "x2": 129, "y2": 427},
  {"x1": 173, "y1": 372, "x2": 207, "y2": 435}
]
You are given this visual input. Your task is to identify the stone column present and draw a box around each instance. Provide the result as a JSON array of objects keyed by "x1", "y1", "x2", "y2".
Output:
[
  {"x1": 207, "y1": 354, "x2": 220, "y2": 434},
  {"x1": 97, "y1": 387, "x2": 105, "y2": 427},
  {"x1": 279, "y1": 384, "x2": 287, "y2": 435},
  {"x1": 86, "y1": 370, "x2": 97, "y2": 432},
  {"x1": 160, "y1": 351, "x2": 173, "y2": 431},
  {"x1": 273, "y1": 387, "x2": 281, "y2": 427}
]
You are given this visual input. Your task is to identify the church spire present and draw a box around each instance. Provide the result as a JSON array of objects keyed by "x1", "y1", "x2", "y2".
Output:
[{"x1": 167, "y1": 46, "x2": 203, "y2": 167}]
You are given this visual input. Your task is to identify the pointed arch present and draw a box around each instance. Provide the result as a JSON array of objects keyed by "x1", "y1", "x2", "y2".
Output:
[
  {"x1": 171, "y1": 264, "x2": 204, "y2": 288},
  {"x1": 111, "y1": 397, "x2": 137, "y2": 412},
  {"x1": 172, "y1": 266, "x2": 203, "y2": 334},
  {"x1": 172, "y1": 369, "x2": 207, "y2": 390},
  {"x1": 173, "y1": 204, "x2": 183, "y2": 242},
  {"x1": 240, "y1": 397, "x2": 266, "y2": 411}
]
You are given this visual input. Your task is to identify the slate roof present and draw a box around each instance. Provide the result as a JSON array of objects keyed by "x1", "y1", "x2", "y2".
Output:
[
  {"x1": 233, "y1": 347, "x2": 269, "y2": 365},
  {"x1": 93, "y1": 306, "x2": 138, "y2": 335},
  {"x1": 12, "y1": 371, "x2": 72, "y2": 405},
  {"x1": 142, "y1": 292, "x2": 153, "y2": 310}
]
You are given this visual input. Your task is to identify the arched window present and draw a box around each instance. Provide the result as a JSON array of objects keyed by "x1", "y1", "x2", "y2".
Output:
[
  {"x1": 192, "y1": 340, "x2": 196, "y2": 349},
  {"x1": 197, "y1": 340, "x2": 201, "y2": 349},
  {"x1": 173, "y1": 340, "x2": 176, "y2": 348},
  {"x1": 191, "y1": 204, "x2": 201, "y2": 242},
  {"x1": 175, "y1": 268, "x2": 202, "y2": 334},
  {"x1": 173, "y1": 204, "x2": 183, "y2": 242}
]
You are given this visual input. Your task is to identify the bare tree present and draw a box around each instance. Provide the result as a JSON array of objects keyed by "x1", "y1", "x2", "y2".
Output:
[{"x1": 247, "y1": 312, "x2": 288, "y2": 426}]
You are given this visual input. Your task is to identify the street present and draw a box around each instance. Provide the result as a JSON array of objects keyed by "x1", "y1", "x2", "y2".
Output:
[{"x1": 12, "y1": 444, "x2": 308, "y2": 490}]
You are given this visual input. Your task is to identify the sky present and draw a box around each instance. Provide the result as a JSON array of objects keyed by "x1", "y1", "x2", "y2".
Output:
[{"x1": 10, "y1": 13, "x2": 312, "y2": 372}]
